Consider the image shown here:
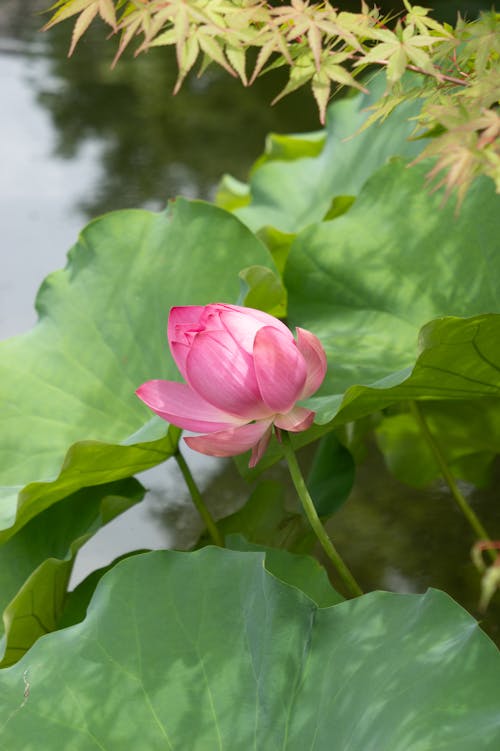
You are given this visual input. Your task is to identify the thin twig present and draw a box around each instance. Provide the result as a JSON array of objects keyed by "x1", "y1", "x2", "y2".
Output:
[{"x1": 352, "y1": 54, "x2": 469, "y2": 86}]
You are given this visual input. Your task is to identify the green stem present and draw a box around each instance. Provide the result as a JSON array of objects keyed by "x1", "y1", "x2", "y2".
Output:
[
  {"x1": 175, "y1": 450, "x2": 224, "y2": 548},
  {"x1": 280, "y1": 431, "x2": 363, "y2": 598},
  {"x1": 410, "y1": 401, "x2": 494, "y2": 559}
]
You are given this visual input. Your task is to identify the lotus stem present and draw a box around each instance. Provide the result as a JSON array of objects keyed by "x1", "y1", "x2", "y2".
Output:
[
  {"x1": 174, "y1": 450, "x2": 224, "y2": 548},
  {"x1": 281, "y1": 430, "x2": 363, "y2": 598}
]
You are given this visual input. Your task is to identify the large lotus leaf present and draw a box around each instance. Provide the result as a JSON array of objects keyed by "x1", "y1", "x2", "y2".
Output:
[
  {"x1": 215, "y1": 131, "x2": 325, "y2": 213},
  {"x1": 58, "y1": 550, "x2": 148, "y2": 633},
  {"x1": 233, "y1": 74, "x2": 427, "y2": 233},
  {"x1": 0, "y1": 200, "x2": 273, "y2": 540},
  {"x1": 238, "y1": 264, "x2": 287, "y2": 318},
  {"x1": 0, "y1": 548, "x2": 499, "y2": 749},
  {"x1": 60, "y1": 536, "x2": 340, "y2": 635},
  {"x1": 286, "y1": 160, "x2": 500, "y2": 424},
  {"x1": 0, "y1": 478, "x2": 144, "y2": 667},
  {"x1": 225, "y1": 534, "x2": 342, "y2": 606},
  {"x1": 251, "y1": 129, "x2": 326, "y2": 169}
]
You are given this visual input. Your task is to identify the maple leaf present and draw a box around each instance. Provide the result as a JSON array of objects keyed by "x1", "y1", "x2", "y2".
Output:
[
  {"x1": 42, "y1": 0, "x2": 96, "y2": 30},
  {"x1": 112, "y1": 2, "x2": 158, "y2": 66},
  {"x1": 414, "y1": 104, "x2": 500, "y2": 209},
  {"x1": 356, "y1": 23, "x2": 446, "y2": 84},
  {"x1": 271, "y1": 51, "x2": 316, "y2": 105},
  {"x1": 249, "y1": 22, "x2": 292, "y2": 85},
  {"x1": 312, "y1": 51, "x2": 368, "y2": 123},
  {"x1": 271, "y1": 47, "x2": 366, "y2": 123},
  {"x1": 461, "y1": 11, "x2": 500, "y2": 75},
  {"x1": 225, "y1": 42, "x2": 248, "y2": 85},
  {"x1": 43, "y1": 0, "x2": 118, "y2": 55},
  {"x1": 402, "y1": 0, "x2": 451, "y2": 37},
  {"x1": 270, "y1": 0, "x2": 363, "y2": 72}
]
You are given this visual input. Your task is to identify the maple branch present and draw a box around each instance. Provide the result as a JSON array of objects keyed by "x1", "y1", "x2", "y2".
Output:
[
  {"x1": 353, "y1": 54, "x2": 469, "y2": 87},
  {"x1": 404, "y1": 63, "x2": 468, "y2": 87}
]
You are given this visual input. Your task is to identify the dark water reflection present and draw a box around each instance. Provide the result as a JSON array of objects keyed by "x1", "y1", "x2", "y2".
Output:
[
  {"x1": 327, "y1": 444, "x2": 500, "y2": 644},
  {"x1": 1, "y1": 0, "x2": 499, "y2": 642},
  {"x1": 6, "y1": 0, "x2": 321, "y2": 218},
  {"x1": 0, "y1": 0, "x2": 319, "y2": 336}
]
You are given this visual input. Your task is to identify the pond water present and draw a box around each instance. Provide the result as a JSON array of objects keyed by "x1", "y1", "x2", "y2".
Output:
[{"x1": 1, "y1": 0, "x2": 499, "y2": 642}]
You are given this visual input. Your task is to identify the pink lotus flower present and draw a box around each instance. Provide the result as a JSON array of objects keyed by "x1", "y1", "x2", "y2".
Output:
[{"x1": 136, "y1": 304, "x2": 327, "y2": 467}]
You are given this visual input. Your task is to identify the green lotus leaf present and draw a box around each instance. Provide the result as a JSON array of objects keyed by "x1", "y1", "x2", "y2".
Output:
[
  {"x1": 238, "y1": 264, "x2": 287, "y2": 318},
  {"x1": 255, "y1": 225, "x2": 296, "y2": 275},
  {"x1": 0, "y1": 200, "x2": 274, "y2": 540},
  {"x1": 214, "y1": 174, "x2": 251, "y2": 212},
  {"x1": 233, "y1": 75, "x2": 427, "y2": 233},
  {"x1": 286, "y1": 160, "x2": 500, "y2": 424},
  {"x1": 250, "y1": 129, "x2": 326, "y2": 170},
  {"x1": 58, "y1": 550, "x2": 149, "y2": 632},
  {"x1": 226, "y1": 535, "x2": 343, "y2": 606},
  {"x1": 0, "y1": 478, "x2": 144, "y2": 667},
  {"x1": 0, "y1": 548, "x2": 498, "y2": 749}
]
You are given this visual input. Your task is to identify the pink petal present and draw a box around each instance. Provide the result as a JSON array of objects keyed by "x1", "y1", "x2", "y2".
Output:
[
  {"x1": 168, "y1": 307, "x2": 207, "y2": 343},
  {"x1": 228, "y1": 305, "x2": 291, "y2": 334},
  {"x1": 253, "y1": 326, "x2": 307, "y2": 413},
  {"x1": 274, "y1": 406, "x2": 315, "y2": 432},
  {"x1": 136, "y1": 380, "x2": 244, "y2": 432},
  {"x1": 168, "y1": 306, "x2": 206, "y2": 380},
  {"x1": 186, "y1": 329, "x2": 272, "y2": 420},
  {"x1": 249, "y1": 425, "x2": 273, "y2": 467},
  {"x1": 296, "y1": 327, "x2": 327, "y2": 399},
  {"x1": 218, "y1": 305, "x2": 292, "y2": 354},
  {"x1": 185, "y1": 420, "x2": 273, "y2": 459}
]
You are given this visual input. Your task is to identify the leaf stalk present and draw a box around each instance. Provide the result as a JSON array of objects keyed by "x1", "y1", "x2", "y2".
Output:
[
  {"x1": 281, "y1": 430, "x2": 363, "y2": 598},
  {"x1": 175, "y1": 450, "x2": 225, "y2": 547},
  {"x1": 410, "y1": 400, "x2": 495, "y2": 563}
]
